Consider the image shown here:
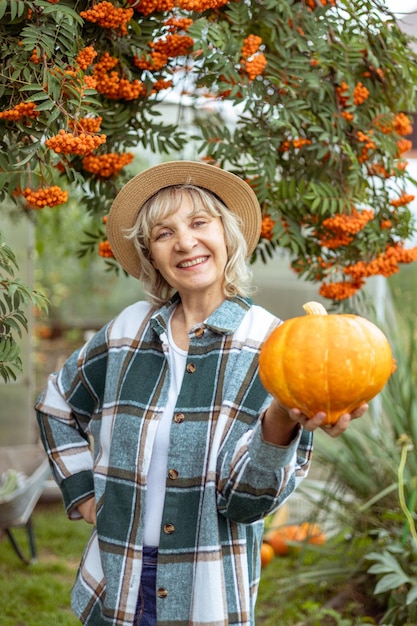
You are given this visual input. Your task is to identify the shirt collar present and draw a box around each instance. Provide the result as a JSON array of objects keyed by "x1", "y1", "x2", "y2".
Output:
[{"x1": 150, "y1": 293, "x2": 252, "y2": 337}]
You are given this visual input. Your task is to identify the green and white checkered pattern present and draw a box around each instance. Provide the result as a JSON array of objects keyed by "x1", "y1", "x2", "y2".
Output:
[{"x1": 36, "y1": 295, "x2": 313, "y2": 626}]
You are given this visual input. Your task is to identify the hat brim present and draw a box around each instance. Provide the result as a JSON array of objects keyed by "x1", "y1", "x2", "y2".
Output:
[{"x1": 106, "y1": 160, "x2": 262, "y2": 279}]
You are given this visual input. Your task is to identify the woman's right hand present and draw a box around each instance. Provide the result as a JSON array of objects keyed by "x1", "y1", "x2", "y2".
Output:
[{"x1": 78, "y1": 496, "x2": 97, "y2": 525}]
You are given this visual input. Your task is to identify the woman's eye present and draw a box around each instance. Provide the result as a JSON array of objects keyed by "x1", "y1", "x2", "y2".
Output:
[
  {"x1": 193, "y1": 219, "x2": 207, "y2": 228},
  {"x1": 155, "y1": 230, "x2": 171, "y2": 240}
]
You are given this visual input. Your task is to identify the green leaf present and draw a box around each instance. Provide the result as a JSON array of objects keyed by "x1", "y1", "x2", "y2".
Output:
[
  {"x1": 0, "y1": 0, "x2": 7, "y2": 20},
  {"x1": 374, "y1": 572, "x2": 410, "y2": 595},
  {"x1": 42, "y1": 3, "x2": 84, "y2": 25},
  {"x1": 406, "y1": 585, "x2": 417, "y2": 605}
]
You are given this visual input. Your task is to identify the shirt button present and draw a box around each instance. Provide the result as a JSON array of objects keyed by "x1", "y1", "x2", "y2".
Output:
[
  {"x1": 194, "y1": 327, "x2": 204, "y2": 338},
  {"x1": 173, "y1": 413, "x2": 185, "y2": 423},
  {"x1": 157, "y1": 588, "x2": 168, "y2": 598},
  {"x1": 168, "y1": 468, "x2": 178, "y2": 480},
  {"x1": 186, "y1": 363, "x2": 196, "y2": 373},
  {"x1": 163, "y1": 523, "x2": 175, "y2": 534}
]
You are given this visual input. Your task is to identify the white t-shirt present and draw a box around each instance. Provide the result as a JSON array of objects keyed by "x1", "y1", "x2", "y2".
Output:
[{"x1": 143, "y1": 319, "x2": 187, "y2": 546}]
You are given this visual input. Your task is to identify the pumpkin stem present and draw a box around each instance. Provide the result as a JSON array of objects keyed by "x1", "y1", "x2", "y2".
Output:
[{"x1": 303, "y1": 301, "x2": 328, "y2": 315}]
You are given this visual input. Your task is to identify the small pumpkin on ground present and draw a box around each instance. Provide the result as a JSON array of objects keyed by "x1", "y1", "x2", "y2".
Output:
[
  {"x1": 299, "y1": 521, "x2": 327, "y2": 546},
  {"x1": 266, "y1": 522, "x2": 327, "y2": 556},
  {"x1": 259, "y1": 301, "x2": 396, "y2": 425},
  {"x1": 260, "y1": 541, "x2": 275, "y2": 568}
]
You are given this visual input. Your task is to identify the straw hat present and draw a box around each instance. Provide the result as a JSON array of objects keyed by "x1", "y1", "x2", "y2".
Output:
[{"x1": 106, "y1": 160, "x2": 262, "y2": 279}]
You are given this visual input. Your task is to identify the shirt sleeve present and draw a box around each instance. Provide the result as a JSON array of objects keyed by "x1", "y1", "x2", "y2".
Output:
[
  {"x1": 216, "y1": 409, "x2": 313, "y2": 524},
  {"x1": 35, "y1": 326, "x2": 109, "y2": 518}
]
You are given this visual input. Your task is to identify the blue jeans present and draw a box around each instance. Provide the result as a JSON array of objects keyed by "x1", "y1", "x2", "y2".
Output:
[{"x1": 134, "y1": 547, "x2": 158, "y2": 626}]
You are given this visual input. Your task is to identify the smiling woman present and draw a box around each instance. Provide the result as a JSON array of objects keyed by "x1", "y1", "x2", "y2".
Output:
[
  {"x1": 147, "y1": 192, "x2": 228, "y2": 313},
  {"x1": 126, "y1": 181, "x2": 251, "y2": 309},
  {"x1": 35, "y1": 160, "x2": 367, "y2": 626}
]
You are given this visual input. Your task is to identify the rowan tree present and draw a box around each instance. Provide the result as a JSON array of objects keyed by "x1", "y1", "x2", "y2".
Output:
[{"x1": 1, "y1": 1, "x2": 417, "y2": 366}]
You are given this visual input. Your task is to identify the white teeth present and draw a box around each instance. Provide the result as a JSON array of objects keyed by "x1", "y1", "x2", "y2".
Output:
[{"x1": 178, "y1": 256, "x2": 207, "y2": 268}]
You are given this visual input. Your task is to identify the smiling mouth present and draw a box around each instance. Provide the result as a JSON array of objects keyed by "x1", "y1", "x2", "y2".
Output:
[{"x1": 177, "y1": 256, "x2": 209, "y2": 268}]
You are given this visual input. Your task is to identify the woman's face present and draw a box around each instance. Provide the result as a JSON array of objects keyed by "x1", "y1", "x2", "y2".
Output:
[{"x1": 149, "y1": 194, "x2": 228, "y2": 301}]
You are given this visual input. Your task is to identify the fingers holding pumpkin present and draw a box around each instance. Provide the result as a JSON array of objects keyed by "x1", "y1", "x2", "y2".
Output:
[
  {"x1": 349, "y1": 402, "x2": 369, "y2": 420},
  {"x1": 321, "y1": 403, "x2": 368, "y2": 437},
  {"x1": 288, "y1": 402, "x2": 368, "y2": 437},
  {"x1": 287, "y1": 408, "x2": 327, "y2": 431}
]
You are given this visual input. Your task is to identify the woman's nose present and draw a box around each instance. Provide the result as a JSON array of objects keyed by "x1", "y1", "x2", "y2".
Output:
[{"x1": 174, "y1": 229, "x2": 197, "y2": 251}]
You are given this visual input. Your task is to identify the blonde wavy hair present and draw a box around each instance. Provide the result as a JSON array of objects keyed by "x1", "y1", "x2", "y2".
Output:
[{"x1": 126, "y1": 184, "x2": 255, "y2": 305}]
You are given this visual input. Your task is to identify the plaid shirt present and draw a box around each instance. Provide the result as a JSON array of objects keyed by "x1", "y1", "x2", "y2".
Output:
[{"x1": 36, "y1": 295, "x2": 313, "y2": 626}]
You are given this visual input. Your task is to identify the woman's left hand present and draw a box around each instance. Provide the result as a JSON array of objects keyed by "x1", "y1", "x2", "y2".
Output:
[{"x1": 288, "y1": 403, "x2": 369, "y2": 438}]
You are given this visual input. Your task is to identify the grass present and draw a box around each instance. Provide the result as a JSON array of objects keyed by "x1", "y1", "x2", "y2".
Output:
[
  {"x1": 256, "y1": 536, "x2": 380, "y2": 626},
  {"x1": 0, "y1": 501, "x2": 90, "y2": 626}
]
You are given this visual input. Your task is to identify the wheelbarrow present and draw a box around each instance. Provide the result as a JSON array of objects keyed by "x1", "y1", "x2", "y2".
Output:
[{"x1": 0, "y1": 445, "x2": 50, "y2": 564}]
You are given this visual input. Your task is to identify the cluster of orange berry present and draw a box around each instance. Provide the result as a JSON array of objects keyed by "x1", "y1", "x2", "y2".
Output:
[
  {"x1": 260, "y1": 215, "x2": 275, "y2": 240},
  {"x1": 84, "y1": 75, "x2": 98, "y2": 90},
  {"x1": 390, "y1": 192, "x2": 415, "y2": 208},
  {"x1": 151, "y1": 79, "x2": 172, "y2": 92},
  {"x1": 368, "y1": 162, "x2": 390, "y2": 178},
  {"x1": 306, "y1": 0, "x2": 336, "y2": 9},
  {"x1": 279, "y1": 137, "x2": 312, "y2": 152},
  {"x1": 322, "y1": 208, "x2": 374, "y2": 235},
  {"x1": 128, "y1": 0, "x2": 175, "y2": 16},
  {"x1": 30, "y1": 49, "x2": 43, "y2": 64},
  {"x1": 241, "y1": 62, "x2": 266, "y2": 81},
  {"x1": 177, "y1": 0, "x2": 229, "y2": 10},
  {"x1": 151, "y1": 33, "x2": 194, "y2": 58},
  {"x1": 336, "y1": 80, "x2": 369, "y2": 110},
  {"x1": 318, "y1": 209, "x2": 374, "y2": 249},
  {"x1": 76, "y1": 46, "x2": 98, "y2": 71},
  {"x1": 344, "y1": 243, "x2": 417, "y2": 281},
  {"x1": 319, "y1": 234, "x2": 353, "y2": 249},
  {"x1": 393, "y1": 112, "x2": 413, "y2": 136},
  {"x1": 241, "y1": 35, "x2": 262, "y2": 59},
  {"x1": 82, "y1": 152, "x2": 134, "y2": 178},
  {"x1": 164, "y1": 17, "x2": 193, "y2": 31},
  {"x1": 397, "y1": 138, "x2": 412, "y2": 156},
  {"x1": 375, "y1": 112, "x2": 413, "y2": 137},
  {"x1": 341, "y1": 111, "x2": 354, "y2": 122},
  {"x1": 357, "y1": 130, "x2": 376, "y2": 163},
  {"x1": 293, "y1": 137, "x2": 312, "y2": 149},
  {"x1": 93, "y1": 52, "x2": 146, "y2": 100},
  {"x1": 134, "y1": 51, "x2": 165, "y2": 71},
  {"x1": 319, "y1": 279, "x2": 365, "y2": 301},
  {"x1": 352, "y1": 81, "x2": 369, "y2": 105},
  {"x1": 336, "y1": 81, "x2": 349, "y2": 107},
  {"x1": 69, "y1": 117, "x2": 103, "y2": 133},
  {"x1": 380, "y1": 219, "x2": 392, "y2": 229},
  {"x1": 240, "y1": 35, "x2": 267, "y2": 81},
  {"x1": 80, "y1": 2, "x2": 133, "y2": 36},
  {"x1": 130, "y1": 0, "x2": 228, "y2": 12},
  {"x1": 22, "y1": 186, "x2": 68, "y2": 209},
  {"x1": 98, "y1": 240, "x2": 115, "y2": 258},
  {"x1": 45, "y1": 129, "x2": 107, "y2": 156},
  {"x1": 0, "y1": 101, "x2": 39, "y2": 121},
  {"x1": 135, "y1": 33, "x2": 194, "y2": 71},
  {"x1": 368, "y1": 160, "x2": 407, "y2": 179}
]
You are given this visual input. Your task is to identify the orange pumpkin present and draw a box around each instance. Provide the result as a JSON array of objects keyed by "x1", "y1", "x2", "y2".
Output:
[
  {"x1": 266, "y1": 524, "x2": 307, "y2": 556},
  {"x1": 260, "y1": 541, "x2": 275, "y2": 568},
  {"x1": 259, "y1": 301, "x2": 395, "y2": 425},
  {"x1": 299, "y1": 522, "x2": 327, "y2": 546},
  {"x1": 266, "y1": 522, "x2": 327, "y2": 556}
]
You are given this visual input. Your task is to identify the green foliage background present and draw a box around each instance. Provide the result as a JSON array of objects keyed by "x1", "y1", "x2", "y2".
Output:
[
  {"x1": 1, "y1": 0, "x2": 417, "y2": 293},
  {"x1": 2, "y1": 0, "x2": 417, "y2": 376}
]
